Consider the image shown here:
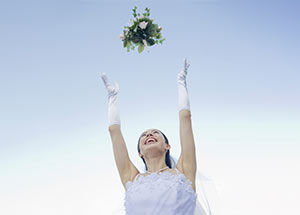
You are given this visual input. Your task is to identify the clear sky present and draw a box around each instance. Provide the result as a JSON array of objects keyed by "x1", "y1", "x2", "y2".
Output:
[{"x1": 0, "y1": 0, "x2": 299, "y2": 214}]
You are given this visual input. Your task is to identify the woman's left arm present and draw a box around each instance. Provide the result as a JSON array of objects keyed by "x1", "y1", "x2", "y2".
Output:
[{"x1": 176, "y1": 58, "x2": 197, "y2": 189}]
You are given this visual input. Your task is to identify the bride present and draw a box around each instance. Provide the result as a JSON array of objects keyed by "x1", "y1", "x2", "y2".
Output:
[{"x1": 101, "y1": 58, "x2": 208, "y2": 215}]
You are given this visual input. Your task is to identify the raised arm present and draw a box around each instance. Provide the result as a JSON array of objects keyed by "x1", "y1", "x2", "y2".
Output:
[
  {"x1": 101, "y1": 73, "x2": 139, "y2": 190},
  {"x1": 175, "y1": 58, "x2": 197, "y2": 191}
]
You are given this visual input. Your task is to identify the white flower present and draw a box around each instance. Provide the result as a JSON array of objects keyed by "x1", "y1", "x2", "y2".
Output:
[
  {"x1": 119, "y1": 34, "x2": 124, "y2": 40},
  {"x1": 158, "y1": 26, "x2": 162, "y2": 30},
  {"x1": 139, "y1": 21, "x2": 148, "y2": 29}
]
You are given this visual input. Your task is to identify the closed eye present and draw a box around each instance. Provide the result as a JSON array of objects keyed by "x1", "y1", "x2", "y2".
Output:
[{"x1": 141, "y1": 130, "x2": 159, "y2": 138}]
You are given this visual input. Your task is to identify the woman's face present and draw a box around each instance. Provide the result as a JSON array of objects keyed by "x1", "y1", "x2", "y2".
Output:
[{"x1": 138, "y1": 129, "x2": 170, "y2": 157}]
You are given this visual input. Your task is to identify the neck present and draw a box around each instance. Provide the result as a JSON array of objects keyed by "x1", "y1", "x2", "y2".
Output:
[{"x1": 144, "y1": 155, "x2": 168, "y2": 173}]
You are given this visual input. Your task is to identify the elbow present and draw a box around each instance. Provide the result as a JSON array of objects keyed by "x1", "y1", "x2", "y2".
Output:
[{"x1": 109, "y1": 124, "x2": 121, "y2": 133}]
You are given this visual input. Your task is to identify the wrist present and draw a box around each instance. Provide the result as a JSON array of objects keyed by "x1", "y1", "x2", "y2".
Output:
[
  {"x1": 178, "y1": 87, "x2": 190, "y2": 111},
  {"x1": 179, "y1": 109, "x2": 191, "y2": 118}
]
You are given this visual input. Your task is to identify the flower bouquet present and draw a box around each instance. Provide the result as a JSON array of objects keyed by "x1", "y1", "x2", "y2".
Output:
[{"x1": 119, "y1": 6, "x2": 166, "y2": 53}]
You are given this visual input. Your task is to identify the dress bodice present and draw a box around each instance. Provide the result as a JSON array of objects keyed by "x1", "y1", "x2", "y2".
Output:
[{"x1": 124, "y1": 168, "x2": 197, "y2": 215}]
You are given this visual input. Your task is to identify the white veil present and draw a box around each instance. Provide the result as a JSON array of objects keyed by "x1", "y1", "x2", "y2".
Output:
[
  {"x1": 170, "y1": 156, "x2": 219, "y2": 215},
  {"x1": 111, "y1": 155, "x2": 219, "y2": 215}
]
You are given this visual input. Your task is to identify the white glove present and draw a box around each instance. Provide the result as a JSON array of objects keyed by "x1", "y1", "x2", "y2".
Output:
[
  {"x1": 177, "y1": 58, "x2": 190, "y2": 111},
  {"x1": 101, "y1": 73, "x2": 121, "y2": 126}
]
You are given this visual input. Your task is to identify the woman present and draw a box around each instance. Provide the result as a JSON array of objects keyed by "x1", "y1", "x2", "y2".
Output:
[{"x1": 101, "y1": 58, "x2": 205, "y2": 215}]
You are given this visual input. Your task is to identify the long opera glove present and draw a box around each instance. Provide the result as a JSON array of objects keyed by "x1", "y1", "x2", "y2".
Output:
[
  {"x1": 177, "y1": 57, "x2": 191, "y2": 112},
  {"x1": 101, "y1": 73, "x2": 121, "y2": 126}
]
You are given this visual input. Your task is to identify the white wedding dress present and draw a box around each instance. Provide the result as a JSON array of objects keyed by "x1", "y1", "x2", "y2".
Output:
[{"x1": 124, "y1": 168, "x2": 207, "y2": 215}]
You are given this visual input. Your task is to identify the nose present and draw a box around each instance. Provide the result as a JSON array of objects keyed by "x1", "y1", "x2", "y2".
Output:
[{"x1": 146, "y1": 132, "x2": 153, "y2": 137}]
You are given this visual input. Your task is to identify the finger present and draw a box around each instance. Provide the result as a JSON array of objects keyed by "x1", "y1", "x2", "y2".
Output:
[
  {"x1": 100, "y1": 72, "x2": 106, "y2": 78},
  {"x1": 101, "y1": 73, "x2": 107, "y2": 83},
  {"x1": 187, "y1": 59, "x2": 190, "y2": 67},
  {"x1": 101, "y1": 73, "x2": 110, "y2": 88},
  {"x1": 178, "y1": 70, "x2": 186, "y2": 79},
  {"x1": 185, "y1": 61, "x2": 190, "y2": 72},
  {"x1": 186, "y1": 58, "x2": 189, "y2": 65},
  {"x1": 184, "y1": 58, "x2": 190, "y2": 71}
]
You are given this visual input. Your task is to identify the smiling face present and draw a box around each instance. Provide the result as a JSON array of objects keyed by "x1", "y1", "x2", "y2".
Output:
[{"x1": 138, "y1": 129, "x2": 170, "y2": 158}]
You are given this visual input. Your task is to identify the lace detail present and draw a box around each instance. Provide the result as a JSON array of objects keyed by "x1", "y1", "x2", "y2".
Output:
[
  {"x1": 124, "y1": 168, "x2": 198, "y2": 214},
  {"x1": 125, "y1": 168, "x2": 196, "y2": 197}
]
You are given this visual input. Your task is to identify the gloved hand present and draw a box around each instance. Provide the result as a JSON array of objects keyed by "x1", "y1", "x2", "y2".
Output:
[
  {"x1": 101, "y1": 73, "x2": 121, "y2": 126},
  {"x1": 177, "y1": 58, "x2": 190, "y2": 111}
]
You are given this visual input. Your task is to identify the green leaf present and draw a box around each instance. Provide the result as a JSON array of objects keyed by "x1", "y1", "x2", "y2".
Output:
[
  {"x1": 132, "y1": 6, "x2": 137, "y2": 17},
  {"x1": 158, "y1": 38, "x2": 166, "y2": 44},
  {"x1": 138, "y1": 44, "x2": 144, "y2": 53},
  {"x1": 126, "y1": 41, "x2": 131, "y2": 50}
]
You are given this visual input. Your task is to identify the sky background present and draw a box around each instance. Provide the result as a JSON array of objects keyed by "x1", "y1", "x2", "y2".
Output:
[{"x1": 0, "y1": 0, "x2": 299, "y2": 214}]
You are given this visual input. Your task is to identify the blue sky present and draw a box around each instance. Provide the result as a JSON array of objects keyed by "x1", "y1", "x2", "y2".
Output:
[{"x1": 0, "y1": 0, "x2": 299, "y2": 214}]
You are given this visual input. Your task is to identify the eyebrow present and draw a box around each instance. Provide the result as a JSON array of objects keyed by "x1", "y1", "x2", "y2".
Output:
[{"x1": 141, "y1": 129, "x2": 160, "y2": 137}]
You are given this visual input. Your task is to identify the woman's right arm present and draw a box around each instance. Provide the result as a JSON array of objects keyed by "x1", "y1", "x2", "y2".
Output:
[
  {"x1": 108, "y1": 124, "x2": 139, "y2": 188},
  {"x1": 101, "y1": 73, "x2": 139, "y2": 189}
]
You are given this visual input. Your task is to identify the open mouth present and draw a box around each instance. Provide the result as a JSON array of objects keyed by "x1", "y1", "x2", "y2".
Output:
[{"x1": 145, "y1": 138, "x2": 157, "y2": 145}]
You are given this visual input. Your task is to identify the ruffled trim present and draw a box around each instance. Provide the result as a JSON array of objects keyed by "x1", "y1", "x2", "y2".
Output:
[{"x1": 125, "y1": 169, "x2": 197, "y2": 197}]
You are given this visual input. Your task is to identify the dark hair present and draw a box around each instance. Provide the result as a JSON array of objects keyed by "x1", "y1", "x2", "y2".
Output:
[{"x1": 137, "y1": 130, "x2": 172, "y2": 171}]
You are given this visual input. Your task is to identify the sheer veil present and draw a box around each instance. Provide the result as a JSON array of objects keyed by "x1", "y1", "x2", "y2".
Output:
[
  {"x1": 170, "y1": 156, "x2": 219, "y2": 215},
  {"x1": 112, "y1": 155, "x2": 219, "y2": 215}
]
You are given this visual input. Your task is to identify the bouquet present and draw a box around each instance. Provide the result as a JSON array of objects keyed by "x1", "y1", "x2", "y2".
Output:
[{"x1": 119, "y1": 6, "x2": 166, "y2": 53}]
